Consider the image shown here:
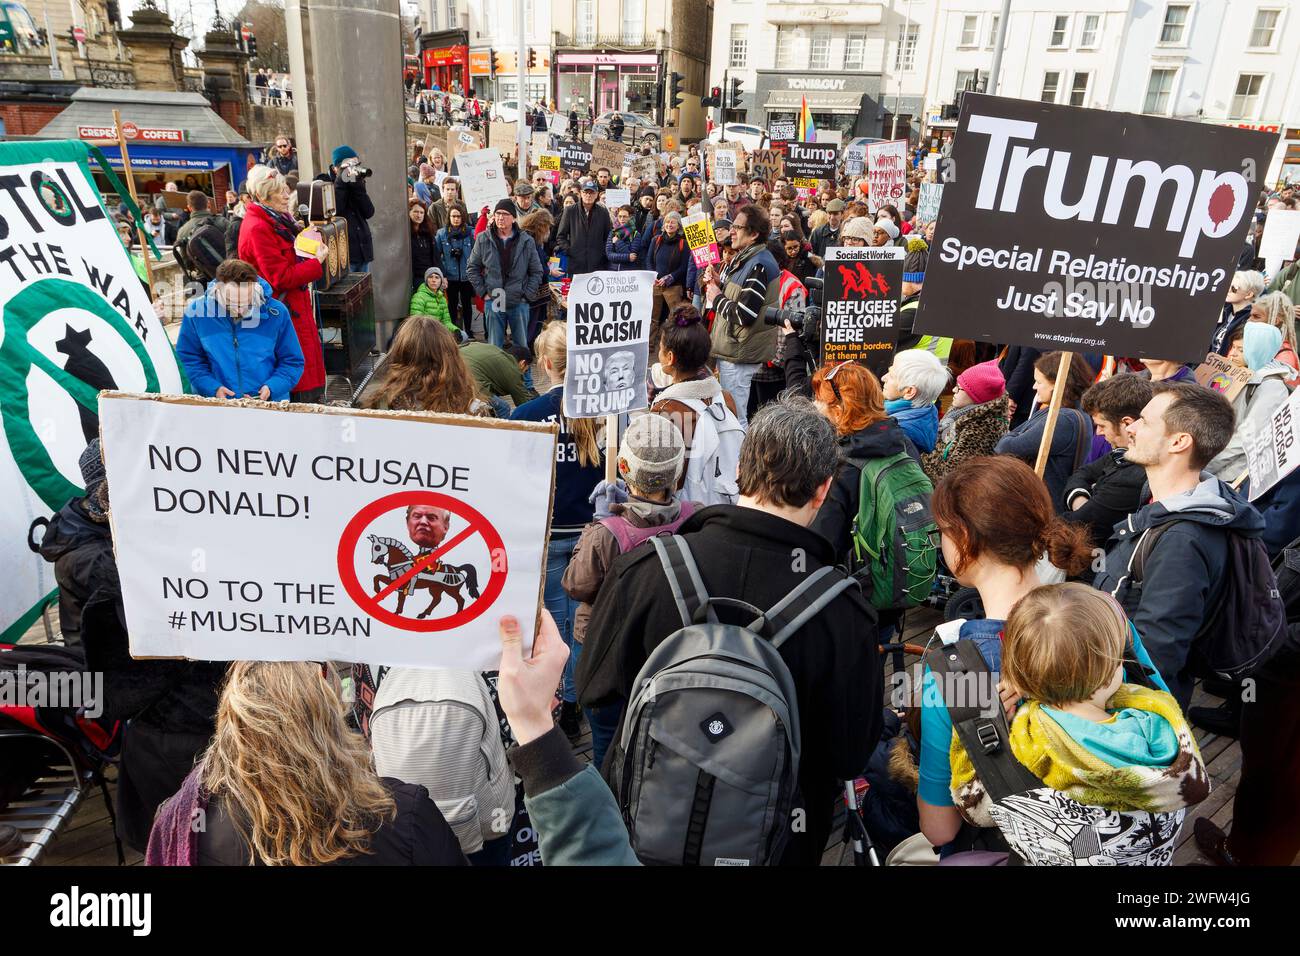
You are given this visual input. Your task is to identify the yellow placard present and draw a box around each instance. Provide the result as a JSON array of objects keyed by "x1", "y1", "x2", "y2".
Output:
[
  {"x1": 792, "y1": 176, "x2": 820, "y2": 189},
  {"x1": 538, "y1": 153, "x2": 561, "y2": 171}
]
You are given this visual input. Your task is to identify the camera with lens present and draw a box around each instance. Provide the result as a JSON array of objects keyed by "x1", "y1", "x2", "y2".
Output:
[
  {"x1": 762, "y1": 275, "x2": 822, "y2": 347},
  {"x1": 338, "y1": 160, "x2": 373, "y2": 184}
]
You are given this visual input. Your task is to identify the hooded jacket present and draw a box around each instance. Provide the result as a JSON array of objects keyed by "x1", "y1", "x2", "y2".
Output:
[
  {"x1": 177, "y1": 277, "x2": 306, "y2": 401},
  {"x1": 885, "y1": 399, "x2": 940, "y2": 454},
  {"x1": 39, "y1": 498, "x2": 113, "y2": 645},
  {"x1": 1093, "y1": 475, "x2": 1265, "y2": 710},
  {"x1": 408, "y1": 282, "x2": 456, "y2": 333},
  {"x1": 555, "y1": 200, "x2": 612, "y2": 275},
  {"x1": 810, "y1": 417, "x2": 917, "y2": 565},
  {"x1": 1063, "y1": 448, "x2": 1148, "y2": 547}
]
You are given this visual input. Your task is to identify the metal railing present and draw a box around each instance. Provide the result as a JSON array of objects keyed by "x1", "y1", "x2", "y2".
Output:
[{"x1": 554, "y1": 31, "x2": 655, "y2": 49}]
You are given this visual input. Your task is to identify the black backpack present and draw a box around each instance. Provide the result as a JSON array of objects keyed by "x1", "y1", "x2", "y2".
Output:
[
  {"x1": 179, "y1": 217, "x2": 229, "y2": 282},
  {"x1": 1130, "y1": 522, "x2": 1290, "y2": 681}
]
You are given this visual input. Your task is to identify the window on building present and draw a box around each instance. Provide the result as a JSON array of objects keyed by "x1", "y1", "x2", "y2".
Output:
[
  {"x1": 1080, "y1": 14, "x2": 1099, "y2": 47},
  {"x1": 811, "y1": 26, "x2": 832, "y2": 69},
  {"x1": 956, "y1": 70, "x2": 978, "y2": 98},
  {"x1": 526, "y1": 0, "x2": 534, "y2": 35},
  {"x1": 845, "y1": 30, "x2": 867, "y2": 70},
  {"x1": 1041, "y1": 71, "x2": 1061, "y2": 103},
  {"x1": 1144, "y1": 68, "x2": 1176, "y2": 113},
  {"x1": 960, "y1": 15, "x2": 978, "y2": 46},
  {"x1": 445, "y1": 0, "x2": 456, "y2": 30},
  {"x1": 1160, "y1": 4, "x2": 1189, "y2": 44},
  {"x1": 1248, "y1": 8, "x2": 1281, "y2": 47},
  {"x1": 621, "y1": 0, "x2": 644, "y2": 45},
  {"x1": 1231, "y1": 73, "x2": 1266, "y2": 118},
  {"x1": 895, "y1": 24, "x2": 919, "y2": 71},
  {"x1": 576, "y1": 0, "x2": 595, "y2": 44},
  {"x1": 776, "y1": 26, "x2": 808, "y2": 70},
  {"x1": 1049, "y1": 14, "x2": 1069, "y2": 47},
  {"x1": 729, "y1": 24, "x2": 748, "y2": 68},
  {"x1": 986, "y1": 14, "x2": 1000, "y2": 48},
  {"x1": 1069, "y1": 71, "x2": 1090, "y2": 106}
]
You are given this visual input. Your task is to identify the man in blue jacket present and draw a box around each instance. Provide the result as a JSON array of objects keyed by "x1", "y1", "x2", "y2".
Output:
[
  {"x1": 176, "y1": 258, "x2": 306, "y2": 402},
  {"x1": 1093, "y1": 382, "x2": 1264, "y2": 710}
]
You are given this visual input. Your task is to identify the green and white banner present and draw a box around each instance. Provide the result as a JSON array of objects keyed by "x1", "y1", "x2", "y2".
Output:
[{"x1": 0, "y1": 140, "x2": 183, "y2": 641}]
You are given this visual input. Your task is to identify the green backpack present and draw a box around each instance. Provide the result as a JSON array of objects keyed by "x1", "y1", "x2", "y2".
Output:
[{"x1": 849, "y1": 452, "x2": 938, "y2": 610}]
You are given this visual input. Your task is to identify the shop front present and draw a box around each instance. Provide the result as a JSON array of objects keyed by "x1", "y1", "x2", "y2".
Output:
[
  {"x1": 31, "y1": 88, "x2": 262, "y2": 212},
  {"x1": 421, "y1": 31, "x2": 470, "y2": 96},
  {"x1": 554, "y1": 52, "x2": 660, "y2": 118},
  {"x1": 755, "y1": 71, "x2": 885, "y2": 140}
]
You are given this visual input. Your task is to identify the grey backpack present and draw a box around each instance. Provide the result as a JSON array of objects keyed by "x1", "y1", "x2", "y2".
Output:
[{"x1": 608, "y1": 535, "x2": 859, "y2": 866}]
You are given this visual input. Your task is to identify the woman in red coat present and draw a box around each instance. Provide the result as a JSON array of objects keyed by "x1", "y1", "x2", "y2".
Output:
[{"x1": 238, "y1": 165, "x2": 329, "y2": 401}]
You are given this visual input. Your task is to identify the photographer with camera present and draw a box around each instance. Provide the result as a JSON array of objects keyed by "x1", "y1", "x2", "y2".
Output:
[{"x1": 319, "y1": 144, "x2": 375, "y2": 274}]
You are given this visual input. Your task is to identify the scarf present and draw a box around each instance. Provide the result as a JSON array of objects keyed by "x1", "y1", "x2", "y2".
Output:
[
  {"x1": 950, "y1": 684, "x2": 1209, "y2": 827},
  {"x1": 251, "y1": 202, "x2": 300, "y2": 245},
  {"x1": 144, "y1": 764, "x2": 208, "y2": 866}
]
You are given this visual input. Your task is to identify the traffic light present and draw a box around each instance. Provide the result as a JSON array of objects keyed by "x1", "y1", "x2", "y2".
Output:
[
  {"x1": 701, "y1": 85, "x2": 721, "y2": 108},
  {"x1": 527, "y1": 48, "x2": 536, "y2": 69},
  {"x1": 247, "y1": 33, "x2": 258, "y2": 58},
  {"x1": 728, "y1": 77, "x2": 743, "y2": 110},
  {"x1": 669, "y1": 71, "x2": 685, "y2": 110},
  {"x1": 490, "y1": 48, "x2": 500, "y2": 77}
]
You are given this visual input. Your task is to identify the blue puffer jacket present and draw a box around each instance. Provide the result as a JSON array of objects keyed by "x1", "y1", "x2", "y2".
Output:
[
  {"x1": 436, "y1": 225, "x2": 475, "y2": 282},
  {"x1": 886, "y1": 399, "x2": 940, "y2": 455},
  {"x1": 176, "y1": 277, "x2": 305, "y2": 401}
]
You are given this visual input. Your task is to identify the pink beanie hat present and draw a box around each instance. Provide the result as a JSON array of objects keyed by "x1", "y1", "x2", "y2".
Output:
[{"x1": 956, "y1": 360, "x2": 1005, "y2": 405}]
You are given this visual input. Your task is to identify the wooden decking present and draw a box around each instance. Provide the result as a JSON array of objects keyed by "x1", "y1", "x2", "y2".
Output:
[{"x1": 14, "y1": 606, "x2": 1282, "y2": 867}]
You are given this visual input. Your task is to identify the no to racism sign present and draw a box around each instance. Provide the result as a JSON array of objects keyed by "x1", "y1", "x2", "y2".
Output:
[
  {"x1": 564, "y1": 271, "x2": 653, "y2": 418},
  {"x1": 821, "y1": 246, "x2": 905, "y2": 375},
  {"x1": 0, "y1": 141, "x2": 184, "y2": 642},
  {"x1": 914, "y1": 93, "x2": 1279, "y2": 360},
  {"x1": 98, "y1": 393, "x2": 557, "y2": 670},
  {"x1": 1244, "y1": 384, "x2": 1300, "y2": 500}
]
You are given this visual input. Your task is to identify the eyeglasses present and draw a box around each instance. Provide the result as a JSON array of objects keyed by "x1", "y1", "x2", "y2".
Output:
[{"x1": 824, "y1": 360, "x2": 853, "y2": 403}]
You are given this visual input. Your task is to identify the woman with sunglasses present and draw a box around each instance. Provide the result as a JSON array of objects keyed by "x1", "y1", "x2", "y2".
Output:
[
  {"x1": 916, "y1": 455, "x2": 1168, "y2": 853},
  {"x1": 147, "y1": 661, "x2": 467, "y2": 865}
]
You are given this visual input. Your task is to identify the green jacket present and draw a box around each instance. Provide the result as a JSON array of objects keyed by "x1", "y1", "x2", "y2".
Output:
[
  {"x1": 459, "y1": 341, "x2": 533, "y2": 408},
  {"x1": 408, "y1": 284, "x2": 456, "y2": 333},
  {"x1": 1268, "y1": 260, "x2": 1300, "y2": 304}
]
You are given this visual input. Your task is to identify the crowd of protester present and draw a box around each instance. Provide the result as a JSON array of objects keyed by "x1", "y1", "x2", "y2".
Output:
[{"x1": 25, "y1": 127, "x2": 1300, "y2": 870}]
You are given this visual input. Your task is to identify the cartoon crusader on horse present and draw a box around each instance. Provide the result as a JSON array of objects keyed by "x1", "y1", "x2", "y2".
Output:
[{"x1": 367, "y1": 504, "x2": 481, "y2": 618}]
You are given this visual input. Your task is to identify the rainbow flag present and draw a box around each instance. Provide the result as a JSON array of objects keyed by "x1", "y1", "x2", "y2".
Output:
[{"x1": 797, "y1": 95, "x2": 817, "y2": 142}]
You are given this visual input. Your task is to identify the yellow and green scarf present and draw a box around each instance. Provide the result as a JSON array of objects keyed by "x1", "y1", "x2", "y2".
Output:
[{"x1": 951, "y1": 684, "x2": 1210, "y2": 828}]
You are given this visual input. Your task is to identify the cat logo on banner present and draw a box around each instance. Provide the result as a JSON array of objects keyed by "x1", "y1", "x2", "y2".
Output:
[{"x1": 0, "y1": 140, "x2": 184, "y2": 641}]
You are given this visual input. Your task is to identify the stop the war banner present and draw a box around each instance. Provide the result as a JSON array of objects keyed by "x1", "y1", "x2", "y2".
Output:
[
  {"x1": 0, "y1": 141, "x2": 184, "y2": 642},
  {"x1": 914, "y1": 94, "x2": 1278, "y2": 360},
  {"x1": 784, "y1": 142, "x2": 837, "y2": 180},
  {"x1": 98, "y1": 393, "x2": 557, "y2": 670},
  {"x1": 821, "y1": 246, "x2": 906, "y2": 375},
  {"x1": 564, "y1": 271, "x2": 653, "y2": 418}
]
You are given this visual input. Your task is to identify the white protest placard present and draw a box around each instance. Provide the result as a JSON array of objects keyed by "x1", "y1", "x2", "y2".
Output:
[
  {"x1": 99, "y1": 394, "x2": 557, "y2": 670},
  {"x1": 564, "y1": 271, "x2": 654, "y2": 418},
  {"x1": 603, "y1": 187, "x2": 631, "y2": 210},
  {"x1": 917, "y1": 182, "x2": 943, "y2": 223},
  {"x1": 866, "y1": 139, "x2": 909, "y2": 211},
  {"x1": 455, "y1": 147, "x2": 509, "y2": 212},
  {"x1": 548, "y1": 113, "x2": 569, "y2": 136},
  {"x1": 845, "y1": 143, "x2": 866, "y2": 176},
  {"x1": 1244, "y1": 385, "x2": 1300, "y2": 500},
  {"x1": 923, "y1": 153, "x2": 939, "y2": 172},
  {"x1": 0, "y1": 142, "x2": 184, "y2": 642},
  {"x1": 714, "y1": 149, "x2": 738, "y2": 185},
  {"x1": 1259, "y1": 209, "x2": 1300, "y2": 262}
]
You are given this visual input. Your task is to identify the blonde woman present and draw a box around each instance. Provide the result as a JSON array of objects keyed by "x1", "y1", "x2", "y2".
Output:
[
  {"x1": 146, "y1": 662, "x2": 466, "y2": 866},
  {"x1": 510, "y1": 321, "x2": 603, "y2": 738},
  {"x1": 237, "y1": 164, "x2": 328, "y2": 402}
]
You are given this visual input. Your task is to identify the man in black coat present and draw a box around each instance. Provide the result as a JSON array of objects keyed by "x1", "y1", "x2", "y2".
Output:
[
  {"x1": 577, "y1": 395, "x2": 882, "y2": 865},
  {"x1": 321, "y1": 144, "x2": 375, "y2": 273},
  {"x1": 554, "y1": 179, "x2": 611, "y2": 276},
  {"x1": 1063, "y1": 373, "x2": 1154, "y2": 546}
]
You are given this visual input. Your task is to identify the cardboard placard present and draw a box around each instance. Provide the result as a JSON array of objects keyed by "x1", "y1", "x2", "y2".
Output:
[
  {"x1": 590, "y1": 137, "x2": 628, "y2": 176},
  {"x1": 750, "y1": 148, "x2": 785, "y2": 184},
  {"x1": 1244, "y1": 384, "x2": 1300, "y2": 499},
  {"x1": 98, "y1": 393, "x2": 558, "y2": 670},
  {"x1": 913, "y1": 93, "x2": 1279, "y2": 360},
  {"x1": 563, "y1": 271, "x2": 654, "y2": 418},
  {"x1": 633, "y1": 155, "x2": 660, "y2": 181},
  {"x1": 1194, "y1": 352, "x2": 1253, "y2": 402},
  {"x1": 820, "y1": 246, "x2": 906, "y2": 375}
]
